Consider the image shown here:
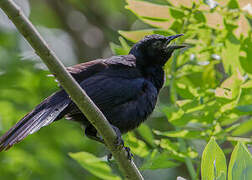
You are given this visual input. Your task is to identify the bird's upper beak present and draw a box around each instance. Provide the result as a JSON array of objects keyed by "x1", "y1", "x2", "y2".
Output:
[{"x1": 164, "y1": 34, "x2": 185, "y2": 50}]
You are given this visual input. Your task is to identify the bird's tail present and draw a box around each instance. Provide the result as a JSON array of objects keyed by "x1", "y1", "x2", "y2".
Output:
[{"x1": 0, "y1": 90, "x2": 71, "y2": 151}]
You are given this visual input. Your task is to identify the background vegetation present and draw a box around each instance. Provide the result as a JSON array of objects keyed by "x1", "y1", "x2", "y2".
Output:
[{"x1": 0, "y1": 0, "x2": 251, "y2": 179}]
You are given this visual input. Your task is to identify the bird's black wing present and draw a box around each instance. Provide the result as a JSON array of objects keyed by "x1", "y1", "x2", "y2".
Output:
[
  {"x1": 80, "y1": 69, "x2": 144, "y2": 110},
  {"x1": 66, "y1": 54, "x2": 136, "y2": 82}
]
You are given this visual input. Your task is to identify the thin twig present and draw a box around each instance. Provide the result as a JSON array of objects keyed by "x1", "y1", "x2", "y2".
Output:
[{"x1": 0, "y1": 0, "x2": 143, "y2": 179}]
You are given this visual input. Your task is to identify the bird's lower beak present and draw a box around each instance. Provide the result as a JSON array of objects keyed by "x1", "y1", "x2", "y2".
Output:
[
  {"x1": 168, "y1": 45, "x2": 187, "y2": 50},
  {"x1": 164, "y1": 44, "x2": 187, "y2": 53}
]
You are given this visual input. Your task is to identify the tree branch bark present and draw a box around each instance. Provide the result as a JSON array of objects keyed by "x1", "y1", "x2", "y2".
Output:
[{"x1": 0, "y1": 0, "x2": 143, "y2": 179}]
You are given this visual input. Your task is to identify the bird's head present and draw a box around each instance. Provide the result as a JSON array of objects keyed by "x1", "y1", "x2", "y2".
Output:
[{"x1": 129, "y1": 34, "x2": 185, "y2": 67}]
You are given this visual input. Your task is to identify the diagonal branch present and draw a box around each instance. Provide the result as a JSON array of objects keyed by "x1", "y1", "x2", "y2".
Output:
[{"x1": 0, "y1": 0, "x2": 143, "y2": 179}]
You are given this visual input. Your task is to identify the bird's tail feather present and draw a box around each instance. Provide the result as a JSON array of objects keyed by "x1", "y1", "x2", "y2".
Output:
[{"x1": 0, "y1": 90, "x2": 70, "y2": 151}]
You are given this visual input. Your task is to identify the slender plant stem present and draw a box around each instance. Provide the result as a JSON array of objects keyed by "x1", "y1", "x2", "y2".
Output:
[
  {"x1": 178, "y1": 137, "x2": 197, "y2": 180},
  {"x1": 0, "y1": 0, "x2": 143, "y2": 179}
]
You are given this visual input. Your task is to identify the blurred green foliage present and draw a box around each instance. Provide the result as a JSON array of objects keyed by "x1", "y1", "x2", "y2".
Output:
[{"x1": 0, "y1": 0, "x2": 252, "y2": 179}]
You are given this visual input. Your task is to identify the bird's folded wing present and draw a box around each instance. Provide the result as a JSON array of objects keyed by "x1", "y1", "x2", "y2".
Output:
[
  {"x1": 79, "y1": 71, "x2": 145, "y2": 110},
  {"x1": 66, "y1": 59, "x2": 108, "y2": 82},
  {"x1": 66, "y1": 55, "x2": 136, "y2": 82}
]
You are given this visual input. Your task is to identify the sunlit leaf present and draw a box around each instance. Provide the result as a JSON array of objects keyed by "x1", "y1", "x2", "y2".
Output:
[
  {"x1": 201, "y1": 137, "x2": 227, "y2": 180},
  {"x1": 228, "y1": 142, "x2": 252, "y2": 180},
  {"x1": 221, "y1": 38, "x2": 244, "y2": 75},
  {"x1": 110, "y1": 36, "x2": 130, "y2": 55},
  {"x1": 154, "y1": 129, "x2": 201, "y2": 139},
  {"x1": 110, "y1": 42, "x2": 129, "y2": 55},
  {"x1": 124, "y1": 132, "x2": 149, "y2": 157},
  {"x1": 69, "y1": 152, "x2": 121, "y2": 180}
]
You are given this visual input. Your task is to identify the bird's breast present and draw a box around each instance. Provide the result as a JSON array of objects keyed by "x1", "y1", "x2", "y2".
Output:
[{"x1": 105, "y1": 80, "x2": 158, "y2": 133}]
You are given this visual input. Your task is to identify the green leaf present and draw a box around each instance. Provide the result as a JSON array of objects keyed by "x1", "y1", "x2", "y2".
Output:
[
  {"x1": 221, "y1": 39, "x2": 243, "y2": 75},
  {"x1": 201, "y1": 137, "x2": 227, "y2": 180},
  {"x1": 69, "y1": 152, "x2": 121, "y2": 180},
  {"x1": 110, "y1": 42, "x2": 129, "y2": 55},
  {"x1": 240, "y1": 36, "x2": 252, "y2": 74},
  {"x1": 137, "y1": 124, "x2": 155, "y2": 147},
  {"x1": 110, "y1": 36, "x2": 131, "y2": 55},
  {"x1": 154, "y1": 129, "x2": 201, "y2": 139},
  {"x1": 169, "y1": 8, "x2": 184, "y2": 19},
  {"x1": 228, "y1": 0, "x2": 239, "y2": 9},
  {"x1": 118, "y1": 37, "x2": 130, "y2": 52},
  {"x1": 232, "y1": 118, "x2": 252, "y2": 136},
  {"x1": 141, "y1": 150, "x2": 180, "y2": 170},
  {"x1": 228, "y1": 142, "x2": 252, "y2": 180}
]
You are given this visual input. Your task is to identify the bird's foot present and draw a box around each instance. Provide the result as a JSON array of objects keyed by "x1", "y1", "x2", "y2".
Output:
[
  {"x1": 107, "y1": 147, "x2": 133, "y2": 161},
  {"x1": 124, "y1": 146, "x2": 133, "y2": 160},
  {"x1": 107, "y1": 153, "x2": 113, "y2": 162},
  {"x1": 111, "y1": 125, "x2": 123, "y2": 145},
  {"x1": 85, "y1": 126, "x2": 104, "y2": 144},
  {"x1": 109, "y1": 125, "x2": 133, "y2": 161}
]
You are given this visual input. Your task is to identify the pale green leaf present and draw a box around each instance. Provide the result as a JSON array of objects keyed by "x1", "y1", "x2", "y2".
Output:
[
  {"x1": 201, "y1": 137, "x2": 227, "y2": 180},
  {"x1": 154, "y1": 129, "x2": 201, "y2": 139},
  {"x1": 221, "y1": 39, "x2": 243, "y2": 75},
  {"x1": 228, "y1": 142, "x2": 252, "y2": 180},
  {"x1": 69, "y1": 152, "x2": 121, "y2": 180}
]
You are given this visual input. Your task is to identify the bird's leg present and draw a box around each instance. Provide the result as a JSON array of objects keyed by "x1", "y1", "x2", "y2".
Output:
[
  {"x1": 85, "y1": 124, "x2": 133, "y2": 161},
  {"x1": 111, "y1": 125, "x2": 123, "y2": 146},
  {"x1": 109, "y1": 125, "x2": 133, "y2": 161},
  {"x1": 85, "y1": 125, "x2": 104, "y2": 144}
]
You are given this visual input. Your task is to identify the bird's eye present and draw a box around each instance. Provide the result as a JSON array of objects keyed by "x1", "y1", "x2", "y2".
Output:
[{"x1": 152, "y1": 41, "x2": 162, "y2": 48}]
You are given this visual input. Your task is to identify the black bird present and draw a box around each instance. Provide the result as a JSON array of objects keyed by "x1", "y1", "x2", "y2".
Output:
[{"x1": 0, "y1": 34, "x2": 185, "y2": 151}]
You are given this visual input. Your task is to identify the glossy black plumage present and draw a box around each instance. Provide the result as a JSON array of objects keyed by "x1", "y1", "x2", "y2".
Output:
[{"x1": 0, "y1": 34, "x2": 184, "y2": 151}]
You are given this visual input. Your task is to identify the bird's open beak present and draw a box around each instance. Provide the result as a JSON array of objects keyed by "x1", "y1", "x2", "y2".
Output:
[{"x1": 164, "y1": 34, "x2": 187, "y2": 51}]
